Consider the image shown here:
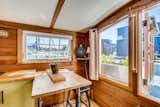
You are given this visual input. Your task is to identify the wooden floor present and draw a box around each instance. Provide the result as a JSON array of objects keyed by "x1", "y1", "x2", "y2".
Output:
[{"x1": 54, "y1": 100, "x2": 99, "y2": 107}]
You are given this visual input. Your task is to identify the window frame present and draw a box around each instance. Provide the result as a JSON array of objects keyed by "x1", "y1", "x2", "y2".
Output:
[
  {"x1": 99, "y1": 16, "x2": 133, "y2": 91},
  {"x1": 17, "y1": 30, "x2": 73, "y2": 64},
  {"x1": 138, "y1": 3, "x2": 160, "y2": 104}
]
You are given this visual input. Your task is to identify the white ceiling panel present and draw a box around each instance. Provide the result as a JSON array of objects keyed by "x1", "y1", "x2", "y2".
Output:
[
  {"x1": 55, "y1": 0, "x2": 131, "y2": 31},
  {"x1": 0, "y1": 0, "x2": 58, "y2": 27}
]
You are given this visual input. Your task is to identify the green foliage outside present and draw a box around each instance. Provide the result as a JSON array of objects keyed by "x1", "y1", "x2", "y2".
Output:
[
  {"x1": 109, "y1": 55, "x2": 114, "y2": 64},
  {"x1": 121, "y1": 57, "x2": 128, "y2": 66},
  {"x1": 102, "y1": 54, "x2": 128, "y2": 66},
  {"x1": 101, "y1": 54, "x2": 107, "y2": 63},
  {"x1": 101, "y1": 54, "x2": 114, "y2": 64}
]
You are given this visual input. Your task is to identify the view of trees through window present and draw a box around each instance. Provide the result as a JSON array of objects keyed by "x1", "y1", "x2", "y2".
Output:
[
  {"x1": 140, "y1": 5, "x2": 160, "y2": 101},
  {"x1": 100, "y1": 18, "x2": 129, "y2": 84},
  {"x1": 24, "y1": 32, "x2": 71, "y2": 61}
]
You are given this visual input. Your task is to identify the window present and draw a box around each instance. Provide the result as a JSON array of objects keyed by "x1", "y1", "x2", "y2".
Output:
[
  {"x1": 22, "y1": 31, "x2": 72, "y2": 63},
  {"x1": 100, "y1": 18, "x2": 129, "y2": 84},
  {"x1": 139, "y1": 5, "x2": 160, "y2": 102}
]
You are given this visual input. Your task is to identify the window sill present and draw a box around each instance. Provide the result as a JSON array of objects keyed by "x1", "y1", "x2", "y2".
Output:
[
  {"x1": 17, "y1": 59, "x2": 72, "y2": 64},
  {"x1": 137, "y1": 92, "x2": 160, "y2": 106},
  {"x1": 99, "y1": 75, "x2": 132, "y2": 92}
]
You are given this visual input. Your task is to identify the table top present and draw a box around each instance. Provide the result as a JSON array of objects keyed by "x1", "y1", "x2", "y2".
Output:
[{"x1": 32, "y1": 69, "x2": 92, "y2": 98}]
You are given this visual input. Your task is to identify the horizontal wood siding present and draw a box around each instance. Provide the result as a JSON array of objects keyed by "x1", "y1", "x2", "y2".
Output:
[
  {"x1": 0, "y1": 27, "x2": 17, "y2": 65},
  {"x1": 0, "y1": 28, "x2": 87, "y2": 73}
]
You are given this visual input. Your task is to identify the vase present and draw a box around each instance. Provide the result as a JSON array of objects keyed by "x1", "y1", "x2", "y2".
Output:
[{"x1": 77, "y1": 44, "x2": 86, "y2": 58}]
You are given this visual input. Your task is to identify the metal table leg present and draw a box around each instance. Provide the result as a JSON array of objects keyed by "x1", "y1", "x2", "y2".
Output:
[
  {"x1": 76, "y1": 88, "x2": 81, "y2": 107},
  {"x1": 38, "y1": 97, "x2": 42, "y2": 107}
]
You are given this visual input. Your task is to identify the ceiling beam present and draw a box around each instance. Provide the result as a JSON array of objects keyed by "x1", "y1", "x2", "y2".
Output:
[{"x1": 50, "y1": 0, "x2": 65, "y2": 28}]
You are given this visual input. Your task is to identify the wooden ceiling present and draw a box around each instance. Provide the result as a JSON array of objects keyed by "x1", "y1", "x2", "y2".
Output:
[{"x1": 0, "y1": 0, "x2": 131, "y2": 32}]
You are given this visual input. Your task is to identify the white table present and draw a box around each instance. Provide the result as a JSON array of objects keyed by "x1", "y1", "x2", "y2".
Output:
[{"x1": 32, "y1": 70, "x2": 92, "y2": 107}]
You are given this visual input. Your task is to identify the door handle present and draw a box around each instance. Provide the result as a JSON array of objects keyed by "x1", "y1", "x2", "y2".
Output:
[{"x1": 1, "y1": 91, "x2": 4, "y2": 104}]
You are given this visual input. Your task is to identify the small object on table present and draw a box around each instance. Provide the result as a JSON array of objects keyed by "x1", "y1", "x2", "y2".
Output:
[
  {"x1": 47, "y1": 71, "x2": 66, "y2": 83},
  {"x1": 50, "y1": 63, "x2": 58, "y2": 74}
]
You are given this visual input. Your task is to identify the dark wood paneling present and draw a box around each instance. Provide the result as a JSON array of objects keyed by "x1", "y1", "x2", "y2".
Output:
[{"x1": 76, "y1": 32, "x2": 89, "y2": 48}]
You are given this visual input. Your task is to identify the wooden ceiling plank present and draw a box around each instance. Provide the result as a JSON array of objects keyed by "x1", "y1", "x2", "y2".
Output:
[{"x1": 50, "y1": 0, "x2": 65, "y2": 28}]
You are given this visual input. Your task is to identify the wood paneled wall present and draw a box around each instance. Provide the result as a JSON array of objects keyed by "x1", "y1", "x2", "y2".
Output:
[
  {"x1": 0, "y1": 26, "x2": 88, "y2": 106},
  {"x1": 0, "y1": 27, "x2": 87, "y2": 74},
  {"x1": 0, "y1": 27, "x2": 17, "y2": 64},
  {"x1": 76, "y1": 32, "x2": 89, "y2": 48}
]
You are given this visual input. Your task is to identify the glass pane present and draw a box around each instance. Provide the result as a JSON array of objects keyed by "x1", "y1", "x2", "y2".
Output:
[
  {"x1": 100, "y1": 18, "x2": 129, "y2": 84},
  {"x1": 140, "y1": 6, "x2": 160, "y2": 101},
  {"x1": 61, "y1": 39, "x2": 69, "y2": 45},
  {"x1": 24, "y1": 34, "x2": 71, "y2": 61},
  {"x1": 39, "y1": 36, "x2": 49, "y2": 44},
  {"x1": 51, "y1": 38, "x2": 60, "y2": 45},
  {"x1": 60, "y1": 39, "x2": 69, "y2": 50},
  {"x1": 26, "y1": 35, "x2": 37, "y2": 44},
  {"x1": 39, "y1": 45, "x2": 49, "y2": 50},
  {"x1": 26, "y1": 44, "x2": 37, "y2": 60}
]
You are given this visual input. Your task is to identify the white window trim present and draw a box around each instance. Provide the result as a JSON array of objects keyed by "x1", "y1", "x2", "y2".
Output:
[
  {"x1": 18, "y1": 30, "x2": 72, "y2": 64},
  {"x1": 23, "y1": 31, "x2": 73, "y2": 40}
]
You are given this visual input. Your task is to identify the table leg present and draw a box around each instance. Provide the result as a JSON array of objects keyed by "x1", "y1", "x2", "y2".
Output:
[
  {"x1": 63, "y1": 90, "x2": 67, "y2": 107},
  {"x1": 76, "y1": 88, "x2": 81, "y2": 107},
  {"x1": 38, "y1": 97, "x2": 42, "y2": 107},
  {"x1": 83, "y1": 61, "x2": 89, "y2": 79}
]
